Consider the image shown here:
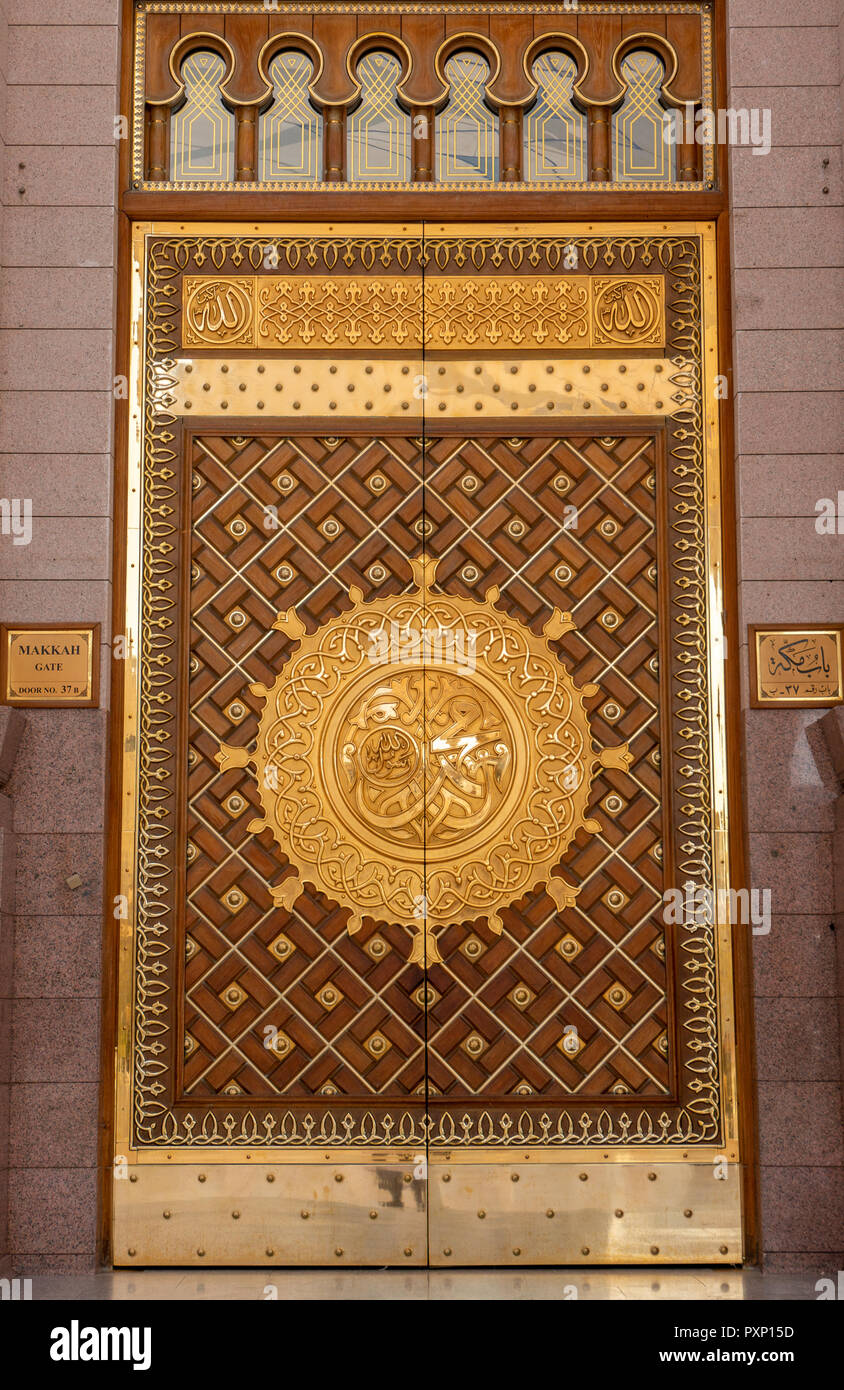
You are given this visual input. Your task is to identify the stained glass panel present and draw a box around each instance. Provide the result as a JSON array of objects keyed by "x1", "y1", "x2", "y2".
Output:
[
  {"x1": 347, "y1": 51, "x2": 410, "y2": 182},
  {"x1": 524, "y1": 51, "x2": 586, "y2": 182},
  {"x1": 259, "y1": 51, "x2": 321, "y2": 183},
  {"x1": 170, "y1": 51, "x2": 234, "y2": 183},
  {"x1": 436, "y1": 51, "x2": 498, "y2": 182},
  {"x1": 612, "y1": 50, "x2": 676, "y2": 183}
]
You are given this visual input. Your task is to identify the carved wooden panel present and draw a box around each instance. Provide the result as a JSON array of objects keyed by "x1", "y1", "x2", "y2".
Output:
[{"x1": 132, "y1": 1, "x2": 714, "y2": 190}]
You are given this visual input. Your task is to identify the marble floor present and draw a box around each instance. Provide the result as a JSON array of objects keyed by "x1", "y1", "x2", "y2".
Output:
[{"x1": 21, "y1": 1266, "x2": 818, "y2": 1301}]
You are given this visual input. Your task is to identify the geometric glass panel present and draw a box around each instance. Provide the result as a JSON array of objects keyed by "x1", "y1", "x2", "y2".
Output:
[
  {"x1": 436, "y1": 51, "x2": 498, "y2": 182},
  {"x1": 347, "y1": 51, "x2": 410, "y2": 182},
  {"x1": 612, "y1": 50, "x2": 676, "y2": 183},
  {"x1": 170, "y1": 51, "x2": 234, "y2": 183},
  {"x1": 259, "y1": 51, "x2": 321, "y2": 182},
  {"x1": 524, "y1": 51, "x2": 586, "y2": 182}
]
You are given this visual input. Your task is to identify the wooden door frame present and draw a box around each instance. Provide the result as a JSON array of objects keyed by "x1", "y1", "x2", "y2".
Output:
[{"x1": 99, "y1": 0, "x2": 758, "y2": 1267}]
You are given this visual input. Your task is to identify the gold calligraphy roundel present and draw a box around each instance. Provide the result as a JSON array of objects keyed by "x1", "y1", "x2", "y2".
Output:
[{"x1": 218, "y1": 559, "x2": 630, "y2": 964}]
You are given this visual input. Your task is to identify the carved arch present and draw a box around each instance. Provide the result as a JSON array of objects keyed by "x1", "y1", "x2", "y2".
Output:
[
  {"x1": 345, "y1": 32, "x2": 415, "y2": 114},
  {"x1": 522, "y1": 33, "x2": 590, "y2": 113},
  {"x1": 432, "y1": 32, "x2": 502, "y2": 111},
  {"x1": 256, "y1": 33, "x2": 324, "y2": 111}
]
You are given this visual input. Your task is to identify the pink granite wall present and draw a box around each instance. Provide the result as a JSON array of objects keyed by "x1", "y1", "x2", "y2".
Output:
[
  {"x1": 0, "y1": 0, "x2": 121, "y2": 1274},
  {"x1": 729, "y1": 0, "x2": 844, "y2": 1272},
  {"x1": 0, "y1": 0, "x2": 8, "y2": 1279}
]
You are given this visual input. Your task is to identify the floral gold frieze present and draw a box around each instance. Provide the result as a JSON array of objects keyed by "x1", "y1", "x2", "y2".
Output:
[{"x1": 181, "y1": 273, "x2": 665, "y2": 352}]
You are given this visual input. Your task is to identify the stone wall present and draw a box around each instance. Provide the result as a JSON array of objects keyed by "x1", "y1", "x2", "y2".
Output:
[
  {"x1": 0, "y1": 0, "x2": 121, "y2": 1274},
  {"x1": 728, "y1": 0, "x2": 844, "y2": 1272}
]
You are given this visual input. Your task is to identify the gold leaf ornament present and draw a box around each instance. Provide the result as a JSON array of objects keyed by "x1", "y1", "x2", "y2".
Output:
[{"x1": 217, "y1": 559, "x2": 628, "y2": 967}]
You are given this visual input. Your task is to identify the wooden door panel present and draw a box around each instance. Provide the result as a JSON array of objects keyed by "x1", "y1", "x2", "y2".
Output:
[
  {"x1": 187, "y1": 430, "x2": 430, "y2": 1109},
  {"x1": 422, "y1": 430, "x2": 668, "y2": 1109},
  {"x1": 114, "y1": 222, "x2": 742, "y2": 1266}
]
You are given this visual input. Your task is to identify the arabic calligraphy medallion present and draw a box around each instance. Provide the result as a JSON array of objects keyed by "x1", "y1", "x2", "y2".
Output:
[
  {"x1": 217, "y1": 558, "x2": 631, "y2": 965},
  {"x1": 183, "y1": 276, "x2": 254, "y2": 347},
  {"x1": 592, "y1": 276, "x2": 664, "y2": 347}
]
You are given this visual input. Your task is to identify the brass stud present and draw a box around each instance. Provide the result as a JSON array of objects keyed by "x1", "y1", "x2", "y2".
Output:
[
  {"x1": 579, "y1": 1172, "x2": 588, "y2": 1182},
  {"x1": 335, "y1": 1173, "x2": 344, "y2": 1183},
  {"x1": 301, "y1": 1210, "x2": 310, "y2": 1219},
  {"x1": 404, "y1": 1247, "x2": 413, "y2": 1257},
  {"x1": 648, "y1": 1172, "x2": 657, "y2": 1181},
  {"x1": 129, "y1": 1174, "x2": 138, "y2": 1183},
  {"x1": 266, "y1": 1248, "x2": 275, "y2": 1257},
  {"x1": 198, "y1": 1174, "x2": 206, "y2": 1183},
  {"x1": 334, "y1": 1247, "x2": 344, "y2": 1257},
  {"x1": 266, "y1": 1174, "x2": 275, "y2": 1183},
  {"x1": 546, "y1": 1209, "x2": 555, "y2": 1218},
  {"x1": 369, "y1": 1210, "x2": 378, "y2": 1220},
  {"x1": 513, "y1": 1247, "x2": 522, "y2": 1256},
  {"x1": 478, "y1": 1209, "x2": 486, "y2": 1219},
  {"x1": 128, "y1": 1248, "x2": 136, "y2": 1257},
  {"x1": 232, "y1": 1211, "x2": 240, "y2": 1220},
  {"x1": 442, "y1": 1173, "x2": 451, "y2": 1183},
  {"x1": 684, "y1": 1209, "x2": 693, "y2": 1218},
  {"x1": 615, "y1": 1208, "x2": 624, "y2": 1218},
  {"x1": 443, "y1": 1247, "x2": 452, "y2": 1256},
  {"x1": 651, "y1": 1246, "x2": 660, "y2": 1255},
  {"x1": 581, "y1": 1246, "x2": 590, "y2": 1256},
  {"x1": 511, "y1": 1173, "x2": 519, "y2": 1182},
  {"x1": 720, "y1": 1245, "x2": 729, "y2": 1255},
  {"x1": 162, "y1": 1210, "x2": 171, "y2": 1219},
  {"x1": 403, "y1": 1173, "x2": 412, "y2": 1184},
  {"x1": 197, "y1": 1248, "x2": 205, "y2": 1257}
]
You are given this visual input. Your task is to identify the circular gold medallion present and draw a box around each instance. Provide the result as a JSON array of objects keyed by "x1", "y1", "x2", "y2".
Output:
[{"x1": 218, "y1": 558, "x2": 629, "y2": 965}]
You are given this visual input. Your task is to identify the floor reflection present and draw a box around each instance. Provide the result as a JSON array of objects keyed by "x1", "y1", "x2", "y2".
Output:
[{"x1": 29, "y1": 1266, "x2": 819, "y2": 1301}]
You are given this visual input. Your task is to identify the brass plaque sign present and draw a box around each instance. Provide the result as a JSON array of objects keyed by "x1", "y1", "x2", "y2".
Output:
[
  {"x1": 749, "y1": 624, "x2": 844, "y2": 708},
  {"x1": 1, "y1": 623, "x2": 99, "y2": 707}
]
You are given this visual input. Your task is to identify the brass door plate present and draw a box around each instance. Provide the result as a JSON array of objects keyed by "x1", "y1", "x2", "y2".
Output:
[
  {"x1": 113, "y1": 1162, "x2": 428, "y2": 1267},
  {"x1": 428, "y1": 1162, "x2": 743, "y2": 1266}
]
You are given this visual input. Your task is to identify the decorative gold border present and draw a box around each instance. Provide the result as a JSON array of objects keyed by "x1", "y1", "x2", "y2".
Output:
[
  {"x1": 118, "y1": 219, "x2": 736, "y2": 1162},
  {"x1": 131, "y1": 2, "x2": 715, "y2": 188}
]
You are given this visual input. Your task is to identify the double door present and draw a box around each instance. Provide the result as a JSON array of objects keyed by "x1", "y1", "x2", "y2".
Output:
[{"x1": 113, "y1": 221, "x2": 743, "y2": 1265}]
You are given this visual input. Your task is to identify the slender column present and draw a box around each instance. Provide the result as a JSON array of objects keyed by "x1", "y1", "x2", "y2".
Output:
[
  {"x1": 500, "y1": 105, "x2": 522, "y2": 182},
  {"x1": 588, "y1": 105, "x2": 611, "y2": 181},
  {"x1": 411, "y1": 105, "x2": 434, "y2": 181},
  {"x1": 677, "y1": 104, "x2": 699, "y2": 181},
  {"x1": 324, "y1": 105, "x2": 345, "y2": 182},
  {"x1": 146, "y1": 103, "x2": 169, "y2": 181},
  {"x1": 235, "y1": 106, "x2": 258, "y2": 182}
]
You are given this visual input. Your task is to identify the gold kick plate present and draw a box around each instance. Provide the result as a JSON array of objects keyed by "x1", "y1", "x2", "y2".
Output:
[{"x1": 113, "y1": 1161, "x2": 742, "y2": 1267}]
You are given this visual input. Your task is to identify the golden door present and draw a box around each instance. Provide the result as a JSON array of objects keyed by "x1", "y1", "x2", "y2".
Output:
[{"x1": 113, "y1": 221, "x2": 743, "y2": 1265}]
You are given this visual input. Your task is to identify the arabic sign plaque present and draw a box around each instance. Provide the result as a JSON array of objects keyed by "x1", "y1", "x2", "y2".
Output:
[
  {"x1": 0, "y1": 623, "x2": 100, "y2": 708},
  {"x1": 749, "y1": 624, "x2": 844, "y2": 709}
]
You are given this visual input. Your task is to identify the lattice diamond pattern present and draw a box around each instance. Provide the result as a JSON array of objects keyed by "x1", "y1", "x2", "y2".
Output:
[{"x1": 185, "y1": 430, "x2": 668, "y2": 1102}]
